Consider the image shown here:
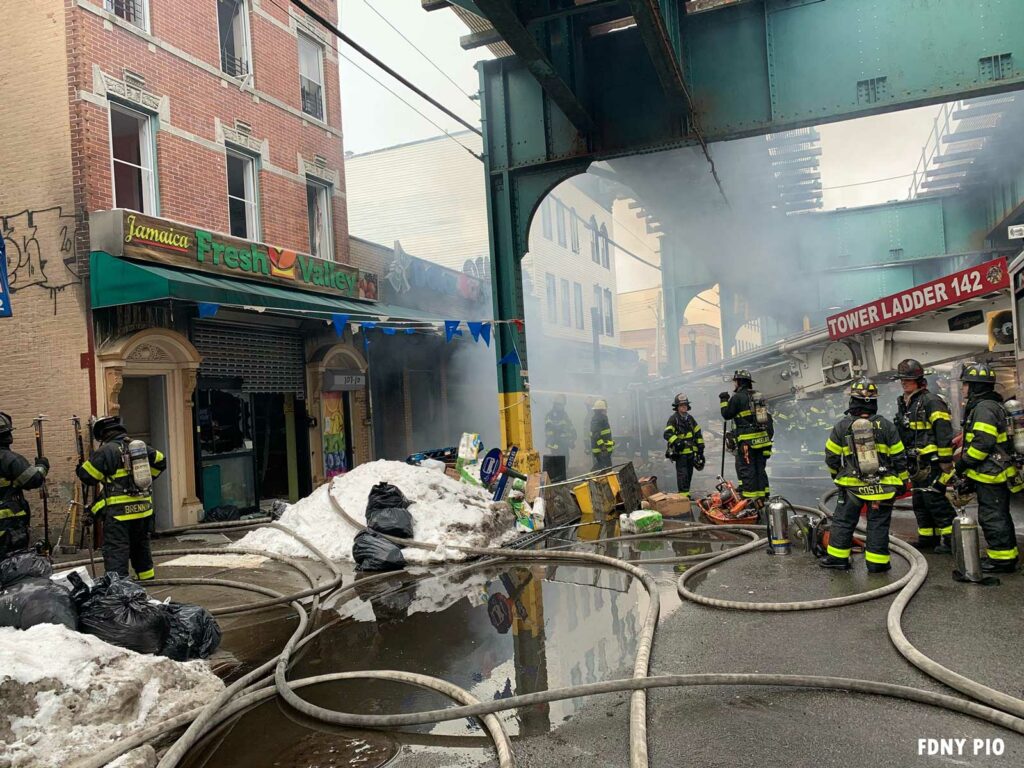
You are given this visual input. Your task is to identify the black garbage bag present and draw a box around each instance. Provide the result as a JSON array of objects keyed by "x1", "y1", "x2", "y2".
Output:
[
  {"x1": 0, "y1": 552, "x2": 53, "y2": 588},
  {"x1": 159, "y1": 602, "x2": 222, "y2": 661},
  {"x1": 0, "y1": 577, "x2": 77, "y2": 629},
  {"x1": 366, "y1": 507, "x2": 414, "y2": 539},
  {"x1": 78, "y1": 574, "x2": 169, "y2": 654},
  {"x1": 352, "y1": 531, "x2": 406, "y2": 572},
  {"x1": 366, "y1": 482, "x2": 411, "y2": 511},
  {"x1": 204, "y1": 504, "x2": 241, "y2": 522}
]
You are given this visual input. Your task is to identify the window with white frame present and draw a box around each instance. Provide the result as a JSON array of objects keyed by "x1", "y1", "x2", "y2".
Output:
[
  {"x1": 603, "y1": 288, "x2": 614, "y2": 335},
  {"x1": 541, "y1": 198, "x2": 552, "y2": 240},
  {"x1": 298, "y1": 32, "x2": 325, "y2": 120},
  {"x1": 105, "y1": 0, "x2": 147, "y2": 31},
  {"x1": 599, "y1": 223, "x2": 610, "y2": 268},
  {"x1": 109, "y1": 102, "x2": 156, "y2": 214},
  {"x1": 560, "y1": 278, "x2": 571, "y2": 326},
  {"x1": 593, "y1": 285, "x2": 604, "y2": 335},
  {"x1": 573, "y1": 282, "x2": 584, "y2": 328},
  {"x1": 555, "y1": 199, "x2": 567, "y2": 247},
  {"x1": 589, "y1": 216, "x2": 600, "y2": 263},
  {"x1": 218, "y1": 0, "x2": 251, "y2": 78},
  {"x1": 570, "y1": 208, "x2": 579, "y2": 253},
  {"x1": 306, "y1": 177, "x2": 333, "y2": 259},
  {"x1": 226, "y1": 148, "x2": 259, "y2": 239},
  {"x1": 545, "y1": 273, "x2": 557, "y2": 323}
]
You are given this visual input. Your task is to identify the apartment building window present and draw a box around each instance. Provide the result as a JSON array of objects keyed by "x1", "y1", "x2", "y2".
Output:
[
  {"x1": 560, "y1": 279, "x2": 571, "y2": 326},
  {"x1": 105, "y1": 0, "x2": 147, "y2": 31},
  {"x1": 593, "y1": 285, "x2": 604, "y2": 335},
  {"x1": 599, "y1": 223, "x2": 610, "y2": 268},
  {"x1": 109, "y1": 102, "x2": 156, "y2": 214},
  {"x1": 570, "y1": 208, "x2": 579, "y2": 253},
  {"x1": 299, "y1": 32, "x2": 325, "y2": 120},
  {"x1": 306, "y1": 177, "x2": 333, "y2": 259},
  {"x1": 218, "y1": 0, "x2": 251, "y2": 78},
  {"x1": 555, "y1": 199, "x2": 567, "y2": 247},
  {"x1": 545, "y1": 273, "x2": 557, "y2": 323},
  {"x1": 226, "y1": 148, "x2": 259, "y2": 239},
  {"x1": 541, "y1": 198, "x2": 552, "y2": 240},
  {"x1": 573, "y1": 282, "x2": 584, "y2": 328},
  {"x1": 603, "y1": 288, "x2": 614, "y2": 335},
  {"x1": 589, "y1": 216, "x2": 599, "y2": 263}
]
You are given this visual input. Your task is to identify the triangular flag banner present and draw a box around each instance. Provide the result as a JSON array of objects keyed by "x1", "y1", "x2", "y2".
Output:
[
  {"x1": 360, "y1": 321, "x2": 377, "y2": 331},
  {"x1": 198, "y1": 302, "x2": 220, "y2": 318},
  {"x1": 467, "y1": 321, "x2": 491, "y2": 347},
  {"x1": 331, "y1": 313, "x2": 350, "y2": 337},
  {"x1": 404, "y1": 329, "x2": 416, "y2": 335},
  {"x1": 497, "y1": 349, "x2": 521, "y2": 367},
  {"x1": 382, "y1": 327, "x2": 397, "y2": 335},
  {"x1": 444, "y1": 320, "x2": 463, "y2": 343},
  {"x1": 512, "y1": 319, "x2": 525, "y2": 332}
]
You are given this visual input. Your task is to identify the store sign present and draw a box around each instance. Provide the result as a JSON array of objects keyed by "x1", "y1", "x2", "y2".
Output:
[
  {"x1": 95, "y1": 210, "x2": 376, "y2": 301},
  {"x1": 826, "y1": 257, "x2": 1009, "y2": 341}
]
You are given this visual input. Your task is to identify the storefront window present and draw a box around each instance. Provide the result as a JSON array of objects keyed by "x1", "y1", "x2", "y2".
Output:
[{"x1": 196, "y1": 389, "x2": 256, "y2": 513}]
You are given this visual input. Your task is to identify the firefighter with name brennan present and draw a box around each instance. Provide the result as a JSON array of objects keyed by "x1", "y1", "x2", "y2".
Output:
[
  {"x1": 663, "y1": 393, "x2": 705, "y2": 497},
  {"x1": 720, "y1": 370, "x2": 773, "y2": 506},
  {"x1": 894, "y1": 358, "x2": 956, "y2": 552},
  {"x1": 820, "y1": 378, "x2": 908, "y2": 573},
  {"x1": 76, "y1": 415, "x2": 167, "y2": 580},
  {"x1": 953, "y1": 363, "x2": 1021, "y2": 573}
]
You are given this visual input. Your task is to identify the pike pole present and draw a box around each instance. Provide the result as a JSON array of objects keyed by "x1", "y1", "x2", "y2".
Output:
[{"x1": 31, "y1": 415, "x2": 51, "y2": 556}]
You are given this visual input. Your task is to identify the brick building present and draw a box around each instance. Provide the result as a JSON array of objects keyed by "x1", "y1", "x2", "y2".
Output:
[{"x1": 0, "y1": 0, "x2": 386, "y2": 533}]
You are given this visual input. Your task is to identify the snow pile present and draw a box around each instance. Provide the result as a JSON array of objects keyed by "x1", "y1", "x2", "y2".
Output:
[
  {"x1": 232, "y1": 460, "x2": 517, "y2": 563},
  {"x1": 0, "y1": 624, "x2": 223, "y2": 768}
]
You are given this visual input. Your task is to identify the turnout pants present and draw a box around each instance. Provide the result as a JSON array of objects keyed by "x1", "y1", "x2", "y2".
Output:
[
  {"x1": 974, "y1": 481, "x2": 1019, "y2": 562},
  {"x1": 673, "y1": 456, "x2": 694, "y2": 497},
  {"x1": 593, "y1": 452, "x2": 613, "y2": 470},
  {"x1": 828, "y1": 490, "x2": 893, "y2": 566},
  {"x1": 0, "y1": 521, "x2": 29, "y2": 558},
  {"x1": 911, "y1": 465, "x2": 954, "y2": 539},
  {"x1": 735, "y1": 444, "x2": 769, "y2": 500},
  {"x1": 103, "y1": 514, "x2": 155, "y2": 580}
]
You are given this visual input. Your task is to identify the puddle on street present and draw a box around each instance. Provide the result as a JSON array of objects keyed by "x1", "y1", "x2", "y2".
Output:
[{"x1": 181, "y1": 524, "x2": 749, "y2": 767}]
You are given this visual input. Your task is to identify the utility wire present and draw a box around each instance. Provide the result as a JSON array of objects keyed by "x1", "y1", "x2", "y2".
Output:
[
  {"x1": 362, "y1": 0, "x2": 477, "y2": 103},
  {"x1": 290, "y1": 0, "x2": 482, "y2": 137},
  {"x1": 820, "y1": 171, "x2": 917, "y2": 191}
]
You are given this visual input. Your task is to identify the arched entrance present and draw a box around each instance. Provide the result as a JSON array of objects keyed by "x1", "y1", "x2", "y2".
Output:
[
  {"x1": 95, "y1": 328, "x2": 203, "y2": 528},
  {"x1": 307, "y1": 342, "x2": 370, "y2": 487}
]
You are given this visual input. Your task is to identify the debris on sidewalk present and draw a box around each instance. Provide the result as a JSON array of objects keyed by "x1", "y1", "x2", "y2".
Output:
[
  {"x1": 0, "y1": 623, "x2": 223, "y2": 768},
  {"x1": 233, "y1": 460, "x2": 517, "y2": 562}
]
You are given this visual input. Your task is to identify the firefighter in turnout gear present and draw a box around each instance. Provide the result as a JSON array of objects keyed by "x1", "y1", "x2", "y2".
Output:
[
  {"x1": 663, "y1": 393, "x2": 705, "y2": 497},
  {"x1": 544, "y1": 395, "x2": 577, "y2": 459},
  {"x1": 720, "y1": 370, "x2": 772, "y2": 504},
  {"x1": 590, "y1": 400, "x2": 614, "y2": 470},
  {"x1": 956, "y1": 363, "x2": 1020, "y2": 573},
  {"x1": 0, "y1": 413, "x2": 49, "y2": 558},
  {"x1": 76, "y1": 415, "x2": 167, "y2": 580},
  {"x1": 894, "y1": 358, "x2": 956, "y2": 552},
  {"x1": 820, "y1": 379, "x2": 908, "y2": 572}
]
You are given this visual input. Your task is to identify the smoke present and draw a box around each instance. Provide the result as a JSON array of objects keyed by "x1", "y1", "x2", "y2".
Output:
[{"x1": 444, "y1": 338, "x2": 501, "y2": 454}]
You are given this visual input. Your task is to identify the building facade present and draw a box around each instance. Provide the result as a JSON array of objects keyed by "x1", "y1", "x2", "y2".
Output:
[{"x1": 0, "y1": 0, "x2": 373, "y2": 531}]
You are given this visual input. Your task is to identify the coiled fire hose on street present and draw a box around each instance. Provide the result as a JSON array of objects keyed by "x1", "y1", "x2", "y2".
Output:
[{"x1": 73, "y1": 480, "x2": 1024, "y2": 768}]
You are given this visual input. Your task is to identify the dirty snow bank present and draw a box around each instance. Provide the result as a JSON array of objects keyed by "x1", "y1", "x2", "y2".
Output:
[
  {"x1": 0, "y1": 624, "x2": 223, "y2": 768},
  {"x1": 232, "y1": 460, "x2": 517, "y2": 563}
]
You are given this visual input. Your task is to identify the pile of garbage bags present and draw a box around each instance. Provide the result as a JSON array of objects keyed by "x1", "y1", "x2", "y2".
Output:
[
  {"x1": 353, "y1": 482, "x2": 414, "y2": 571},
  {"x1": 0, "y1": 553, "x2": 220, "y2": 660}
]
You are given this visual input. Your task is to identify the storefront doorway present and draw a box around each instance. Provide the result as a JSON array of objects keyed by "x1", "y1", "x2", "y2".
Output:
[{"x1": 119, "y1": 375, "x2": 172, "y2": 529}]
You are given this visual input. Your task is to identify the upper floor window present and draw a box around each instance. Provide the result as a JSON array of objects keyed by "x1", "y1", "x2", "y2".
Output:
[
  {"x1": 555, "y1": 199, "x2": 567, "y2": 247},
  {"x1": 306, "y1": 177, "x2": 333, "y2": 259},
  {"x1": 109, "y1": 102, "x2": 156, "y2": 214},
  {"x1": 560, "y1": 278, "x2": 571, "y2": 326},
  {"x1": 226, "y1": 148, "x2": 260, "y2": 239},
  {"x1": 603, "y1": 288, "x2": 614, "y2": 335},
  {"x1": 299, "y1": 32, "x2": 325, "y2": 120},
  {"x1": 545, "y1": 273, "x2": 557, "y2": 323},
  {"x1": 570, "y1": 208, "x2": 579, "y2": 253},
  {"x1": 105, "y1": 0, "x2": 148, "y2": 31},
  {"x1": 592, "y1": 284, "x2": 604, "y2": 335},
  {"x1": 541, "y1": 198, "x2": 552, "y2": 240},
  {"x1": 589, "y1": 216, "x2": 600, "y2": 263},
  {"x1": 599, "y1": 223, "x2": 610, "y2": 268},
  {"x1": 573, "y1": 282, "x2": 584, "y2": 328},
  {"x1": 218, "y1": 0, "x2": 251, "y2": 78}
]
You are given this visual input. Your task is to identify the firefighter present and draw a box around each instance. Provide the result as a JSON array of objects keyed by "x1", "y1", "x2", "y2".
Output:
[
  {"x1": 955, "y1": 363, "x2": 1020, "y2": 573},
  {"x1": 820, "y1": 378, "x2": 907, "y2": 572},
  {"x1": 0, "y1": 413, "x2": 49, "y2": 558},
  {"x1": 720, "y1": 370, "x2": 772, "y2": 505},
  {"x1": 663, "y1": 393, "x2": 705, "y2": 497},
  {"x1": 893, "y1": 358, "x2": 955, "y2": 552},
  {"x1": 589, "y1": 399, "x2": 614, "y2": 470},
  {"x1": 76, "y1": 415, "x2": 166, "y2": 580},
  {"x1": 544, "y1": 395, "x2": 577, "y2": 459}
]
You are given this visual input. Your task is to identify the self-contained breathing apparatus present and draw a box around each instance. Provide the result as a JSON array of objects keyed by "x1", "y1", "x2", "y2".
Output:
[{"x1": 123, "y1": 439, "x2": 153, "y2": 496}]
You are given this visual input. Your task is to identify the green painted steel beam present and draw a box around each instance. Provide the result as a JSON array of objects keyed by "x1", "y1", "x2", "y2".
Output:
[{"x1": 627, "y1": 0, "x2": 692, "y2": 116}]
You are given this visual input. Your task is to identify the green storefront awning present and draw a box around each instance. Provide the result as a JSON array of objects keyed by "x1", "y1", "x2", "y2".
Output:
[{"x1": 90, "y1": 251, "x2": 432, "y2": 321}]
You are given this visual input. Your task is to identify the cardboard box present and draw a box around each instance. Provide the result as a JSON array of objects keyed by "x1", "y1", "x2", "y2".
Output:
[
  {"x1": 648, "y1": 492, "x2": 691, "y2": 518},
  {"x1": 638, "y1": 475, "x2": 659, "y2": 500},
  {"x1": 525, "y1": 472, "x2": 548, "y2": 503}
]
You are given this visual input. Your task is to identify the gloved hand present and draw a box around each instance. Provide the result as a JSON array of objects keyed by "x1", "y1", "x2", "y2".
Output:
[
  {"x1": 954, "y1": 459, "x2": 967, "y2": 476},
  {"x1": 693, "y1": 452, "x2": 706, "y2": 471},
  {"x1": 35, "y1": 456, "x2": 49, "y2": 471},
  {"x1": 718, "y1": 392, "x2": 731, "y2": 402},
  {"x1": 665, "y1": 449, "x2": 673, "y2": 460}
]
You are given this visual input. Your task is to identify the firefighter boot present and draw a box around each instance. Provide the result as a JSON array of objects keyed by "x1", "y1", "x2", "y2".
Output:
[
  {"x1": 981, "y1": 557, "x2": 1018, "y2": 574},
  {"x1": 933, "y1": 535, "x2": 953, "y2": 555},
  {"x1": 910, "y1": 535, "x2": 938, "y2": 550},
  {"x1": 867, "y1": 561, "x2": 892, "y2": 574},
  {"x1": 818, "y1": 555, "x2": 851, "y2": 571}
]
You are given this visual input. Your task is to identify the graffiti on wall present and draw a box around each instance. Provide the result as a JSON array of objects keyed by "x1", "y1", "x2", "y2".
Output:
[
  {"x1": 2, "y1": 206, "x2": 80, "y2": 313},
  {"x1": 322, "y1": 391, "x2": 349, "y2": 479}
]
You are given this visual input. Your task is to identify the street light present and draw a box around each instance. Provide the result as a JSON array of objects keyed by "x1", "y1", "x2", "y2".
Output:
[{"x1": 688, "y1": 328, "x2": 697, "y2": 370}]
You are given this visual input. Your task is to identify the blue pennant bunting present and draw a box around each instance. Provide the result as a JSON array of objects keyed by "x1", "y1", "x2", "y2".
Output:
[
  {"x1": 382, "y1": 327, "x2": 397, "y2": 335},
  {"x1": 360, "y1": 321, "x2": 377, "y2": 331},
  {"x1": 444, "y1": 320, "x2": 463, "y2": 343},
  {"x1": 331, "y1": 313, "x2": 350, "y2": 337},
  {"x1": 467, "y1": 321, "x2": 491, "y2": 347},
  {"x1": 497, "y1": 349, "x2": 521, "y2": 367},
  {"x1": 404, "y1": 328, "x2": 416, "y2": 335},
  {"x1": 198, "y1": 302, "x2": 220, "y2": 318}
]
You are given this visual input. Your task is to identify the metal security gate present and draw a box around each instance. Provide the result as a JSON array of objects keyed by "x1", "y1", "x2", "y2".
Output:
[{"x1": 192, "y1": 321, "x2": 306, "y2": 394}]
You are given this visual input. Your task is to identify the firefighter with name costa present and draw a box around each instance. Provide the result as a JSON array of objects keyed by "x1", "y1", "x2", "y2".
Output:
[
  {"x1": 544, "y1": 394, "x2": 577, "y2": 460},
  {"x1": 954, "y1": 363, "x2": 1021, "y2": 574},
  {"x1": 894, "y1": 358, "x2": 956, "y2": 553},
  {"x1": 76, "y1": 415, "x2": 167, "y2": 580},
  {"x1": 720, "y1": 370, "x2": 773, "y2": 505},
  {"x1": 820, "y1": 378, "x2": 907, "y2": 573},
  {"x1": 0, "y1": 413, "x2": 49, "y2": 558},
  {"x1": 663, "y1": 393, "x2": 705, "y2": 497},
  {"x1": 590, "y1": 399, "x2": 614, "y2": 470}
]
